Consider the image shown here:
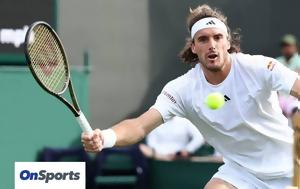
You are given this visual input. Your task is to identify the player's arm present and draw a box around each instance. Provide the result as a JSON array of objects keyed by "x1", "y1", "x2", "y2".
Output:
[
  {"x1": 262, "y1": 57, "x2": 300, "y2": 101},
  {"x1": 113, "y1": 108, "x2": 163, "y2": 146},
  {"x1": 290, "y1": 78, "x2": 300, "y2": 100},
  {"x1": 81, "y1": 108, "x2": 163, "y2": 153}
]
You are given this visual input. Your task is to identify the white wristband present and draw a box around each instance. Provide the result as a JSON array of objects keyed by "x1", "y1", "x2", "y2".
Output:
[{"x1": 101, "y1": 129, "x2": 117, "y2": 148}]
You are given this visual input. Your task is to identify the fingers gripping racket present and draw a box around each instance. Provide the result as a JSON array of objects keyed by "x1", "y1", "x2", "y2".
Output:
[{"x1": 24, "y1": 21, "x2": 93, "y2": 134}]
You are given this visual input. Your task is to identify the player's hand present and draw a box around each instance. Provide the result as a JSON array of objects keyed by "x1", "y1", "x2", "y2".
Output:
[
  {"x1": 174, "y1": 150, "x2": 190, "y2": 160},
  {"x1": 81, "y1": 129, "x2": 103, "y2": 153},
  {"x1": 178, "y1": 150, "x2": 190, "y2": 158}
]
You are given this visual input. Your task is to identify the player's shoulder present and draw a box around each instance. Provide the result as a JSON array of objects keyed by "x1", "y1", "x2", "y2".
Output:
[
  {"x1": 232, "y1": 52, "x2": 278, "y2": 71},
  {"x1": 164, "y1": 65, "x2": 198, "y2": 92}
]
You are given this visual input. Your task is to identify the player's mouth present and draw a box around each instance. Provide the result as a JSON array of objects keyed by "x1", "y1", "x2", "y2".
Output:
[{"x1": 207, "y1": 53, "x2": 218, "y2": 61}]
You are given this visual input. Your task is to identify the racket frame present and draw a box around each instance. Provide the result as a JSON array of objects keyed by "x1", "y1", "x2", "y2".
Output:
[{"x1": 24, "y1": 21, "x2": 81, "y2": 117}]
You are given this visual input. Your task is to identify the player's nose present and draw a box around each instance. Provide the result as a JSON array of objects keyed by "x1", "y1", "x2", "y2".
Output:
[{"x1": 207, "y1": 38, "x2": 217, "y2": 50}]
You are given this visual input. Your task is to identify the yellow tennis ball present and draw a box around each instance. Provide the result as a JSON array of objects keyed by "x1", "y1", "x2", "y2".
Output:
[{"x1": 205, "y1": 92, "x2": 225, "y2": 110}]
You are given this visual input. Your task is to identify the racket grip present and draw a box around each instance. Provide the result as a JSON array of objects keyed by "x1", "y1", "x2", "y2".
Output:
[{"x1": 76, "y1": 112, "x2": 93, "y2": 134}]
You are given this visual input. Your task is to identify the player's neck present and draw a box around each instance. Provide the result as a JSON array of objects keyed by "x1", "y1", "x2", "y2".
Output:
[{"x1": 202, "y1": 55, "x2": 232, "y2": 85}]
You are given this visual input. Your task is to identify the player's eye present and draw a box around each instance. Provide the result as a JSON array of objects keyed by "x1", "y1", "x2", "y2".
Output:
[
  {"x1": 197, "y1": 36, "x2": 207, "y2": 43},
  {"x1": 214, "y1": 34, "x2": 223, "y2": 41}
]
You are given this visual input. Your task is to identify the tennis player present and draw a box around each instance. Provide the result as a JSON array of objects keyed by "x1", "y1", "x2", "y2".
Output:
[{"x1": 82, "y1": 4, "x2": 300, "y2": 189}]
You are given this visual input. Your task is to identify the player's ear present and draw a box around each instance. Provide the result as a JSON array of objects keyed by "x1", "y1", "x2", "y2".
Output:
[
  {"x1": 191, "y1": 41, "x2": 196, "y2": 54},
  {"x1": 226, "y1": 37, "x2": 231, "y2": 51}
]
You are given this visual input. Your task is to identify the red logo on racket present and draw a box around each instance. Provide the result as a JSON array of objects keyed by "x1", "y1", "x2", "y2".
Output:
[
  {"x1": 39, "y1": 61, "x2": 58, "y2": 76},
  {"x1": 38, "y1": 41, "x2": 59, "y2": 76}
]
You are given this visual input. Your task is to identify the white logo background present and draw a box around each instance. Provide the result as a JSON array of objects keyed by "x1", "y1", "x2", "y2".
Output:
[{"x1": 15, "y1": 162, "x2": 85, "y2": 189}]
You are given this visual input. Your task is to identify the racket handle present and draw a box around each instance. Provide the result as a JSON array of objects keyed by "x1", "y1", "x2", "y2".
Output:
[{"x1": 76, "y1": 111, "x2": 93, "y2": 134}]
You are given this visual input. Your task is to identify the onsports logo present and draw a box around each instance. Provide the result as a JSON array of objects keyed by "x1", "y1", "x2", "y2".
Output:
[{"x1": 19, "y1": 170, "x2": 80, "y2": 183}]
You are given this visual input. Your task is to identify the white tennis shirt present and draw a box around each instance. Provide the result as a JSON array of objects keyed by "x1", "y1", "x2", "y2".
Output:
[{"x1": 152, "y1": 53, "x2": 297, "y2": 179}]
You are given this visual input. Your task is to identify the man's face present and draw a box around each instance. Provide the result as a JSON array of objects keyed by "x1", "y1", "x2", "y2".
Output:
[
  {"x1": 191, "y1": 28, "x2": 230, "y2": 72},
  {"x1": 281, "y1": 43, "x2": 298, "y2": 59}
]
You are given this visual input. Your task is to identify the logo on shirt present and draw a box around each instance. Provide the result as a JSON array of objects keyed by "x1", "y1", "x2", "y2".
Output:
[
  {"x1": 162, "y1": 91, "x2": 176, "y2": 104},
  {"x1": 224, "y1": 95, "x2": 231, "y2": 101},
  {"x1": 267, "y1": 61, "x2": 275, "y2": 71}
]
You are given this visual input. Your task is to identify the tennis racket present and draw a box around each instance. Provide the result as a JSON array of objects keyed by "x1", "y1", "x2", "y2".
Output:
[{"x1": 24, "y1": 21, "x2": 93, "y2": 134}]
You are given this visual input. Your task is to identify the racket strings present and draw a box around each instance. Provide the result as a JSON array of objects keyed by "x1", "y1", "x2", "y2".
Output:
[
  {"x1": 32, "y1": 28, "x2": 59, "y2": 84},
  {"x1": 36, "y1": 29, "x2": 55, "y2": 80},
  {"x1": 30, "y1": 27, "x2": 52, "y2": 80},
  {"x1": 28, "y1": 25, "x2": 68, "y2": 93},
  {"x1": 38, "y1": 27, "x2": 66, "y2": 91},
  {"x1": 43, "y1": 30, "x2": 66, "y2": 90},
  {"x1": 30, "y1": 27, "x2": 65, "y2": 91}
]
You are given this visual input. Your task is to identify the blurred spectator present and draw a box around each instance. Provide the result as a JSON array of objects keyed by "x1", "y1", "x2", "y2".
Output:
[
  {"x1": 139, "y1": 116, "x2": 205, "y2": 161},
  {"x1": 277, "y1": 34, "x2": 300, "y2": 72},
  {"x1": 277, "y1": 34, "x2": 300, "y2": 118}
]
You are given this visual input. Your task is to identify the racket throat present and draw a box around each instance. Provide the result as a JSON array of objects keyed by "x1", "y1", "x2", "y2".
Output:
[{"x1": 68, "y1": 80, "x2": 81, "y2": 113}]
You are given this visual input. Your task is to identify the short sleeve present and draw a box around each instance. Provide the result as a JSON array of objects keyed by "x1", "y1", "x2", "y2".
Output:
[
  {"x1": 263, "y1": 58, "x2": 298, "y2": 93},
  {"x1": 151, "y1": 80, "x2": 186, "y2": 122}
]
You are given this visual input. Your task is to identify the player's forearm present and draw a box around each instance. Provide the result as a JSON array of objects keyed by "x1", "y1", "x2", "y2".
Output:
[
  {"x1": 110, "y1": 109, "x2": 163, "y2": 147},
  {"x1": 82, "y1": 109, "x2": 163, "y2": 152},
  {"x1": 112, "y1": 119, "x2": 147, "y2": 146}
]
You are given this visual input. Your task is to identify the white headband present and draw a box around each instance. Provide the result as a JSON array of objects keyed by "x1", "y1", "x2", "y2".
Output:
[{"x1": 191, "y1": 17, "x2": 228, "y2": 39}]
